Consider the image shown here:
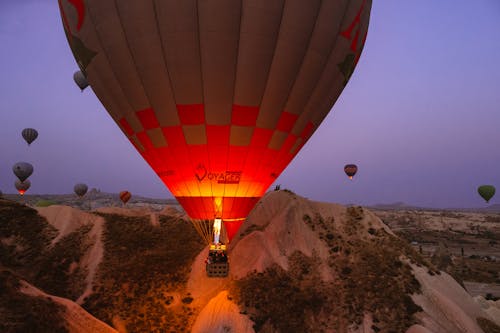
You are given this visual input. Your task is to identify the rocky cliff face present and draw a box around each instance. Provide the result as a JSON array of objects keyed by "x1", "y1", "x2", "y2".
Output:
[{"x1": 1, "y1": 192, "x2": 499, "y2": 333}]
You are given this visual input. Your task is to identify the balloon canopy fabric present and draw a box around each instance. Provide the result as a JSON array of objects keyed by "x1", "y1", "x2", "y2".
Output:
[
  {"x1": 74, "y1": 183, "x2": 88, "y2": 197},
  {"x1": 478, "y1": 185, "x2": 495, "y2": 203},
  {"x1": 344, "y1": 164, "x2": 358, "y2": 180},
  {"x1": 59, "y1": 0, "x2": 371, "y2": 240},
  {"x1": 13, "y1": 162, "x2": 34, "y2": 182},
  {"x1": 15, "y1": 179, "x2": 31, "y2": 196},
  {"x1": 22, "y1": 128, "x2": 38, "y2": 145},
  {"x1": 119, "y1": 191, "x2": 132, "y2": 204}
]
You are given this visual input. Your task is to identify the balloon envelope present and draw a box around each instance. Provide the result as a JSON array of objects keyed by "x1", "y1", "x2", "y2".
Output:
[
  {"x1": 59, "y1": 0, "x2": 371, "y2": 240},
  {"x1": 344, "y1": 164, "x2": 358, "y2": 180},
  {"x1": 478, "y1": 185, "x2": 495, "y2": 203},
  {"x1": 119, "y1": 191, "x2": 131, "y2": 204},
  {"x1": 74, "y1": 183, "x2": 88, "y2": 197},
  {"x1": 22, "y1": 128, "x2": 38, "y2": 145},
  {"x1": 13, "y1": 162, "x2": 34, "y2": 182},
  {"x1": 15, "y1": 179, "x2": 31, "y2": 195}
]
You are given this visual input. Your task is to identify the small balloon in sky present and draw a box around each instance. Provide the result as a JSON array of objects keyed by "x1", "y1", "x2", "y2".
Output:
[
  {"x1": 119, "y1": 191, "x2": 131, "y2": 205},
  {"x1": 344, "y1": 164, "x2": 358, "y2": 180},
  {"x1": 22, "y1": 128, "x2": 38, "y2": 146},
  {"x1": 15, "y1": 179, "x2": 31, "y2": 196},
  {"x1": 13, "y1": 162, "x2": 33, "y2": 182},
  {"x1": 74, "y1": 183, "x2": 88, "y2": 197},
  {"x1": 73, "y1": 70, "x2": 89, "y2": 91},
  {"x1": 477, "y1": 185, "x2": 495, "y2": 203}
]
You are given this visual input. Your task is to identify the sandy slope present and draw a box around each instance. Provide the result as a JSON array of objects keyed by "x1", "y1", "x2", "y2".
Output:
[
  {"x1": 411, "y1": 264, "x2": 489, "y2": 333},
  {"x1": 191, "y1": 291, "x2": 254, "y2": 333},
  {"x1": 19, "y1": 280, "x2": 117, "y2": 333},
  {"x1": 27, "y1": 194, "x2": 499, "y2": 332},
  {"x1": 37, "y1": 205, "x2": 97, "y2": 245},
  {"x1": 187, "y1": 192, "x2": 497, "y2": 333},
  {"x1": 474, "y1": 296, "x2": 500, "y2": 326},
  {"x1": 94, "y1": 206, "x2": 152, "y2": 216},
  {"x1": 36, "y1": 205, "x2": 104, "y2": 304}
]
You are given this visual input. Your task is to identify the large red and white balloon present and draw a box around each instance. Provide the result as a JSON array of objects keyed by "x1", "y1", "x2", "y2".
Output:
[{"x1": 59, "y1": 0, "x2": 371, "y2": 242}]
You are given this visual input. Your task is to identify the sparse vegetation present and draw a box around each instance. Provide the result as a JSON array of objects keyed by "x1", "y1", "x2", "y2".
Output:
[
  {"x1": 84, "y1": 213, "x2": 204, "y2": 332},
  {"x1": 0, "y1": 270, "x2": 68, "y2": 333},
  {"x1": 233, "y1": 210, "x2": 425, "y2": 333},
  {"x1": 2, "y1": 197, "x2": 499, "y2": 332},
  {"x1": 35, "y1": 200, "x2": 57, "y2": 207},
  {"x1": 34, "y1": 225, "x2": 92, "y2": 299},
  {"x1": 375, "y1": 208, "x2": 500, "y2": 286},
  {"x1": 0, "y1": 199, "x2": 58, "y2": 271},
  {"x1": 477, "y1": 317, "x2": 500, "y2": 333}
]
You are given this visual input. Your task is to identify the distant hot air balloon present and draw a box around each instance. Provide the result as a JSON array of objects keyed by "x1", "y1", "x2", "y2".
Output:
[
  {"x1": 13, "y1": 162, "x2": 33, "y2": 182},
  {"x1": 0, "y1": 190, "x2": 3, "y2": 198},
  {"x1": 119, "y1": 191, "x2": 131, "y2": 205},
  {"x1": 22, "y1": 128, "x2": 38, "y2": 146},
  {"x1": 344, "y1": 164, "x2": 358, "y2": 180},
  {"x1": 478, "y1": 185, "x2": 495, "y2": 203},
  {"x1": 15, "y1": 179, "x2": 31, "y2": 196},
  {"x1": 74, "y1": 183, "x2": 88, "y2": 197},
  {"x1": 59, "y1": 0, "x2": 372, "y2": 244},
  {"x1": 73, "y1": 70, "x2": 89, "y2": 91}
]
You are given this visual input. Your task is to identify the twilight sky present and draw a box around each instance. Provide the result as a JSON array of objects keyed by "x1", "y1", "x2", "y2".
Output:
[{"x1": 1, "y1": 1, "x2": 499, "y2": 208}]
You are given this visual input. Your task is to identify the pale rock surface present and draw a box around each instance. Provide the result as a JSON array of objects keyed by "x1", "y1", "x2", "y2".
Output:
[
  {"x1": 94, "y1": 206, "x2": 152, "y2": 216},
  {"x1": 19, "y1": 280, "x2": 117, "y2": 333},
  {"x1": 411, "y1": 264, "x2": 489, "y2": 333},
  {"x1": 29, "y1": 192, "x2": 500, "y2": 332},
  {"x1": 474, "y1": 296, "x2": 500, "y2": 326},
  {"x1": 36, "y1": 205, "x2": 104, "y2": 304},
  {"x1": 191, "y1": 291, "x2": 254, "y2": 333}
]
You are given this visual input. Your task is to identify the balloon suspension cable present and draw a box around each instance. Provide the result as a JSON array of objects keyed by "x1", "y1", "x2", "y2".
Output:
[
  {"x1": 190, "y1": 218, "x2": 228, "y2": 245},
  {"x1": 190, "y1": 218, "x2": 214, "y2": 245}
]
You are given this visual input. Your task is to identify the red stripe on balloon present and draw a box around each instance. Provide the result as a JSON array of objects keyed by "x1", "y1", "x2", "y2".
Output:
[
  {"x1": 276, "y1": 111, "x2": 299, "y2": 132},
  {"x1": 340, "y1": 0, "x2": 366, "y2": 51},
  {"x1": 58, "y1": 0, "x2": 72, "y2": 34},
  {"x1": 300, "y1": 122, "x2": 314, "y2": 140},
  {"x1": 68, "y1": 0, "x2": 85, "y2": 31},
  {"x1": 224, "y1": 220, "x2": 245, "y2": 242},
  {"x1": 137, "y1": 132, "x2": 155, "y2": 150},
  {"x1": 119, "y1": 118, "x2": 134, "y2": 136},
  {"x1": 177, "y1": 104, "x2": 205, "y2": 125},
  {"x1": 232, "y1": 105, "x2": 259, "y2": 126},
  {"x1": 136, "y1": 108, "x2": 159, "y2": 130},
  {"x1": 206, "y1": 125, "x2": 230, "y2": 145},
  {"x1": 162, "y1": 126, "x2": 186, "y2": 146},
  {"x1": 250, "y1": 128, "x2": 273, "y2": 147}
]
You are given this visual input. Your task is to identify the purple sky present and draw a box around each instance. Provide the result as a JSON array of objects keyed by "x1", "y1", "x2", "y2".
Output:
[{"x1": 1, "y1": 1, "x2": 499, "y2": 208}]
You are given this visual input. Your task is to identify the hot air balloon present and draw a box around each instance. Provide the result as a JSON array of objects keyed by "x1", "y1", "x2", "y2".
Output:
[
  {"x1": 13, "y1": 162, "x2": 33, "y2": 182},
  {"x1": 22, "y1": 128, "x2": 38, "y2": 145},
  {"x1": 59, "y1": 0, "x2": 371, "y2": 245},
  {"x1": 74, "y1": 183, "x2": 88, "y2": 197},
  {"x1": 119, "y1": 191, "x2": 131, "y2": 205},
  {"x1": 478, "y1": 185, "x2": 495, "y2": 203},
  {"x1": 15, "y1": 179, "x2": 31, "y2": 196},
  {"x1": 73, "y1": 70, "x2": 89, "y2": 91},
  {"x1": 344, "y1": 164, "x2": 358, "y2": 180}
]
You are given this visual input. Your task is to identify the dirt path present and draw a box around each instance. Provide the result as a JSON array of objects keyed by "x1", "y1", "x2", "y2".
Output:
[
  {"x1": 77, "y1": 215, "x2": 105, "y2": 304},
  {"x1": 36, "y1": 206, "x2": 105, "y2": 305}
]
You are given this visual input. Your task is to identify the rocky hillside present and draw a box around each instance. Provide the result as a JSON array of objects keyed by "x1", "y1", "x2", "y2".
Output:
[{"x1": 1, "y1": 192, "x2": 499, "y2": 333}]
